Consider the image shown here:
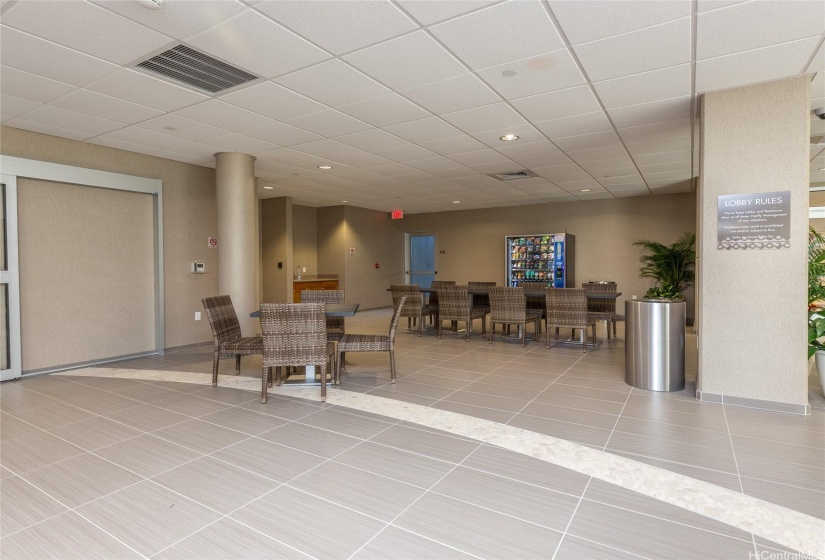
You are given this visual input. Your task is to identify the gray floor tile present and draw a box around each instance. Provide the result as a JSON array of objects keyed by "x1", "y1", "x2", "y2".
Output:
[
  {"x1": 47, "y1": 416, "x2": 143, "y2": 451},
  {"x1": 373, "y1": 379, "x2": 458, "y2": 400},
  {"x1": 520, "y1": 401, "x2": 618, "y2": 430},
  {"x1": 139, "y1": 379, "x2": 213, "y2": 394},
  {"x1": 352, "y1": 526, "x2": 477, "y2": 560},
  {"x1": 476, "y1": 373, "x2": 555, "y2": 391},
  {"x1": 6, "y1": 401, "x2": 96, "y2": 431},
  {"x1": 735, "y1": 452, "x2": 825, "y2": 493},
  {"x1": 740, "y1": 476, "x2": 825, "y2": 519},
  {"x1": 103, "y1": 403, "x2": 191, "y2": 432},
  {"x1": 433, "y1": 466, "x2": 579, "y2": 531},
  {"x1": 197, "y1": 406, "x2": 290, "y2": 436},
  {"x1": 212, "y1": 437, "x2": 326, "y2": 482},
  {"x1": 111, "y1": 383, "x2": 184, "y2": 403},
  {"x1": 0, "y1": 465, "x2": 13, "y2": 479},
  {"x1": 620, "y1": 403, "x2": 730, "y2": 432},
  {"x1": 544, "y1": 382, "x2": 629, "y2": 404},
  {"x1": 77, "y1": 480, "x2": 221, "y2": 557},
  {"x1": 289, "y1": 461, "x2": 426, "y2": 521},
  {"x1": 555, "y1": 534, "x2": 650, "y2": 560},
  {"x1": 231, "y1": 485, "x2": 387, "y2": 560},
  {"x1": 154, "y1": 517, "x2": 312, "y2": 560},
  {"x1": 606, "y1": 450, "x2": 743, "y2": 491},
  {"x1": 95, "y1": 434, "x2": 202, "y2": 478},
  {"x1": 0, "y1": 475, "x2": 68, "y2": 537},
  {"x1": 0, "y1": 511, "x2": 142, "y2": 559},
  {"x1": 152, "y1": 419, "x2": 250, "y2": 454},
  {"x1": 0, "y1": 431, "x2": 85, "y2": 473},
  {"x1": 0, "y1": 412, "x2": 44, "y2": 442},
  {"x1": 605, "y1": 431, "x2": 738, "y2": 473},
  {"x1": 153, "y1": 394, "x2": 233, "y2": 417},
  {"x1": 731, "y1": 434, "x2": 825, "y2": 469},
  {"x1": 723, "y1": 406, "x2": 825, "y2": 432},
  {"x1": 508, "y1": 413, "x2": 613, "y2": 447},
  {"x1": 370, "y1": 424, "x2": 480, "y2": 464},
  {"x1": 567, "y1": 499, "x2": 755, "y2": 560},
  {"x1": 334, "y1": 441, "x2": 455, "y2": 488},
  {"x1": 532, "y1": 391, "x2": 625, "y2": 415},
  {"x1": 297, "y1": 408, "x2": 395, "y2": 439},
  {"x1": 0, "y1": 387, "x2": 61, "y2": 414},
  {"x1": 555, "y1": 375, "x2": 631, "y2": 393},
  {"x1": 395, "y1": 491, "x2": 562, "y2": 560},
  {"x1": 612, "y1": 416, "x2": 733, "y2": 451},
  {"x1": 727, "y1": 417, "x2": 825, "y2": 449},
  {"x1": 57, "y1": 393, "x2": 144, "y2": 415},
  {"x1": 365, "y1": 388, "x2": 439, "y2": 406},
  {"x1": 189, "y1": 386, "x2": 262, "y2": 406},
  {"x1": 258, "y1": 422, "x2": 363, "y2": 458},
  {"x1": 430, "y1": 399, "x2": 517, "y2": 423},
  {"x1": 69, "y1": 376, "x2": 145, "y2": 391},
  {"x1": 239, "y1": 396, "x2": 327, "y2": 420},
  {"x1": 626, "y1": 393, "x2": 725, "y2": 418},
  {"x1": 20, "y1": 452, "x2": 143, "y2": 509},
  {"x1": 440, "y1": 390, "x2": 529, "y2": 413},
  {"x1": 460, "y1": 380, "x2": 539, "y2": 401},
  {"x1": 401, "y1": 372, "x2": 476, "y2": 389},
  {"x1": 152, "y1": 456, "x2": 280, "y2": 514}
]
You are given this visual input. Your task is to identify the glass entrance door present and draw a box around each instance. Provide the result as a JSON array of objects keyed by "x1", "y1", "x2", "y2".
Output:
[
  {"x1": 407, "y1": 232, "x2": 437, "y2": 288},
  {"x1": 0, "y1": 176, "x2": 21, "y2": 381}
]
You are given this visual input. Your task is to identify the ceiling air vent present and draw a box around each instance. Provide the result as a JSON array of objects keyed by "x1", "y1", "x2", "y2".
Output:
[
  {"x1": 135, "y1": 44, "x2": 258, "y2": 94},
  {"x1": 487, "y1": 169, "x2": 540, "y2": 181}
]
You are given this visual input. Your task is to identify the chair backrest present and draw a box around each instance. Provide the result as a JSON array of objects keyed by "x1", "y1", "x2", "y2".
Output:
[
  {"x1": 468, "y1": 281, "x2": 496, "y2": 308},
  {"x1": 301, "y1": 289, "x2": 344, "y2": 304},
  {"x1": 428, "y1": 280, "x2": 456, "y2": 306},
  {"x1": 202, "y1": 295, "x2": 242, "y2": 344},
  {"x1": 582, "y1": 282, "x2": 617, "y2": 313},
  {"x1": 388, "y1": 296, "x2": 406, "y2": 342},
  {"x1": 259, "y1": 303, "x2": 327, "y2": 367},
  {"x1": 390, "y1": 284, "x2": 422, "y2": 311},
  {"x1": 546, "y1": 288, "x2": 589, "y2": 327},
  {"x1": 489, "y1": 286, "x2": 526, "y2": 322},
  {"x1": 521, "y1": 281, "x2": 550, "y2": 291},
  {"x1": 437, "y1": 285, "x2": 470, "y2": 319}
]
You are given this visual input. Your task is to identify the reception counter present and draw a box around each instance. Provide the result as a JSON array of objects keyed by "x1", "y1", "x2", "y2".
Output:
[{"x1": 292, "y1": 275, "x2": 339, "y2": 302}]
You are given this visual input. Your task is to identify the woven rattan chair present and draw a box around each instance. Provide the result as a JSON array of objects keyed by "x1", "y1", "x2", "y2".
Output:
[
  {"x1": 430, "y1": 280, "x2": 456, "y2": 330},
  {"x1": 390, "y1": 284, "x2": 438, "y2": 336},
  {"x1": 583, "y1": 282, "x2": 618, "y2": 339},
  {"x1": 335, "y1": 296, "x2": 406, "y2": 384},
  {"x1": 436, "y1": 286, "x2": 487, "y2": 341},
  {"x1": 259, "y1": 303, "x2": 336, "y2": 403},
  {"x1": 202, "y1": 295, "x2": 262, "y2": 387},
  {"x1": 488, "y1": 287, "x2": 542, "y2": 347},
  {"x1": 468, "y1": 281, "x2": 496, "y2": 314},
  {"x1": 301, "y1": 289, "x2": 345, "y2": 334},
  {"x1": 522, "y1": 281, "x2": 549, "y2": 332},
  {"x1": 545, "y1": 288, "x2": 597, "y2": 352}
]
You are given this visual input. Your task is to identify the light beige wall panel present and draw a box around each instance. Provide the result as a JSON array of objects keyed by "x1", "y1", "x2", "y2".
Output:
[
  {"x1": 18, "y1": 179, "x2": 154, "y2": 370},
  {"x1": 810, "y1": 218, "x2": 825, "y2": 234},
  {"x1": 0, "y1": 126, "x2": 216, "y2": 349},
  {"x1": 292, "y1": 205, "x2": 318, "y2": 275},
  {"x1": 698, "y1": 76, "x2": 809, "y2": 406},
  {"x1": 261, "y1": 197, "x2": 292, "y2": 304},
  {"x1": 316, "y1": 206, "x2": 347, "y2": 286}
]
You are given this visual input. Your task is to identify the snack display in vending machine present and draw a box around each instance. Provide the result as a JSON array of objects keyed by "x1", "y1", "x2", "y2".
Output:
[{"x1": 505, "y1": 233, "x2": 575, "y2": 288}]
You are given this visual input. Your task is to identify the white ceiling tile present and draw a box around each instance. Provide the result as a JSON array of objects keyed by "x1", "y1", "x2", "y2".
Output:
[
  {"x1": 334, "y1": 128, "x2": 409, "y2": 151},
  {"x1": 285, "y1": 109, "x2": 373, "y2": 137},
  {"x1": 244, "y1": 120, "x2": 323, "y2": 146},
  {"x1": 451, "y1": 175, "x2": 506, "y2": 189},
  {"x1": 610, "y1": 188, "x2": 650, "y2": 198},
  {"x1": 220, "y1": 81, "x2": 326, "y2": 120},
  {"x1": 88, "y1": 136, "x2": 168, "y2": 158},
  {"x1": 90, "y1": 0, "x2": 245, "y2": 41},
  {"x1": 174, "y1": 100, "x2": 275, "y2": 133},
  {"x1": 338, "y1": 93, "x2": 430, "y2": 127},
  {"x1": 464, "y1": 160, "x2": 518, "y2": 174},
  {"x1": 598, "y1": 175, "x2": 645, "y2": 187},
  {"x1": 255, "y1": 159, "x2": 318, "y2": 177},
  {"x1": 344, "y1": 31, "x2": 465, "y2": 90},
  {"x1": 697, "y1": 0, "x2": 749, "y2": 12},
  {"x1": 330, "y1": 169, "x2": 392, "y2": 182},
  {"x1": 697, "y1": 0, "x2": 824, "y2": 60},
  {"x1": 384, "y1": 117, "x2": 463, "y2": 144},
  {"x1": 399, "y1": 73, "x2": 500, "y2": 115},
  {"x1": 496, "y1": 140, "x2": 560, "y2": 160},
  {"x1": 548, "y1": 0, "x2": 690, "y2": 45},
  {"x1": 430, "y1": 1, "x2": 563, "y2": 70},
  {"x1": 534, "y1": 111, "x2": 612, "y2": 139},
  {"x1": 0, "y1": 94, "x2": 39, "y2": 118},
  {"x1": 256, "y1": 147, "x2": 354, "y2": 172},
  {"x1": 606, "y1": 182, "x2": 650, "y2": 191},
  {"x1": 403, "y1": 156, "x2": 470, "y2": 172},
  {"x1": 447, "y1": 149, "x2": 511, "y2": 167},
  {"x1": 441, "y1": 103, "x2": 525, "y2": 134},
  {"x1": 567, "y1": 145, "x2": 629, "y2": 162},
  {"x1": 532, "y1": 163, "x2": 584, "y2": 179},
  {"x1": 574, "y1": 19, "x2": 691, "y2": 82},
  {"x1": 372, "y1": 144, "x2": 437, "y2": 162},
  {"x1": 633, "y1": 150, "x2": 692, "y2": 166},
  {"x1": 166, "y1": 142, "x2": 217, "y2": 159},
  {"x1": 275, "y1": 59, "x2": 388, "y2": 107},
  {"x1": 608, "y1": 96, "x2": 692, "y2": 129},
  {"x1": 643, "y1": 170, "x2": 693, "y2": 182},
  {"x1": 0, "y1": 66, "x2": 75, "y2": 103},
  {"x1": 87, "y1": 69, "x2": 209, "y2": 112},
  {"x1": 637, "y1": 161, "x2": 693, "y2": 174},
  {"x1": 5, "y1": 117, "x2": 93, "y2": 140},
  {"x1": 511, "y1": 85, "x2": 601, "y2": 122},
  {"x1": 52, "y1": 90, "x2": 162, "y2": 125},
  {"x1": 593, "y1": 64, "x2": 691, "y2": 109},
  {"x1": 204, "y1": 133, "x2": 279, "y2": 154},
  {"x1": 619, "y1": 118, "x2": 692, "y2": 145},
  {"x1": 419, "y1": 134, "x2": 488, "y2": 156},
  {"x1": 332, "y1": 152, "x2": 396, "y2": 168},
  {"x1": 500, "y1": 153, "x2": 574, "y2": 170},
  {"x1": 0, "y1": 25, "x2": 119, "y2": 86},
  {"x1": 256, "y1": 0, "x2": 417, "y2": 55},
  {"x1": 97, "y1": 126, "x2": 190, "y2": 150},
  {"x1": 20, "y1": 104, "x2": 122, "y2": 135},
  {"x1": 648, "y1": 180, "x2": 693, "y2": 194},
  {"x1": 188, "y1": 9, "x2": 329, "y2": 79},
  {"x1": 137, "y1": 114, "x2": 231, "y2": 142},
  {"x1": 471, "y1": 124, "x2": 546, "y2": 148},
  {"x1": 696, "y1": 37, "x2": 820, "y2": 93},
  {"x1": 291, "y1": 139, "x2": 364, "y2": 160},
  {"x1": 809, "y1": 42, "x2": 825, "y2": 73},
  {"x1": 550, "y1": 173, "x2": 593, "y2": 185},
  {"x1": 553, "y1": 130, "x2": 622, "y2": 152},
  {"x1": 477, "y1": 48, "x2": 585, "y2": 99},
  {"x1": 3, "y1": 1, "x2": 170, "y2": 65},
  {"x1": 627, "y1": 136, "x2": 692, "y2": 156},
  {"x1": 363, "y1": 162, "x2": 420, "y2": 177}
]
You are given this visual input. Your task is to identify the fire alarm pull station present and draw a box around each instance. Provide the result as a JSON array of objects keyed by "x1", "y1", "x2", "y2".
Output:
[
  {"x1": 375, "y1": 263, "x2": 380, "y2": 269},
  {"x1": 192, "y1": 262, "x2": 205, "y2": 273}
]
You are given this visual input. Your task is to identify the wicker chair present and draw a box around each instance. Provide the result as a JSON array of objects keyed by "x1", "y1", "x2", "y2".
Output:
[
  {"x1": 335, "y1": 297, "x2": 406, "y2": 384},
  {"x1": 436, "y1": 286, "x2": 487, "y2": 341},
  {"x1": 545, "y1": 288, "x2": 597, "y2": 352},
  {"x1": 301, "y1": 289, "x2": 345, "y2": 334},
  {"x1": 430, "y1": 280, "x2": 456, "y2": 329},
  {"x1": 583, "y1": 282, "x2": 618, "y2": 339},
  {"x1": 259, "y1": 303, "x2": 337, "y2": 403},
  {"x1": 202, "y1": 295, "x2": 262, "y2": 387},
  {"x1": 390, "y1": 284, "x2": 438, "y2": 336},
  {"x1": 522, "y1": 281, "x2": 549, "y2": 331},
  {"x1": 488, "y1": 287, "x2": 542, "y2": 347},
  {"x1": 468, "y1": 281, "x2": 496, "y2": 314}
]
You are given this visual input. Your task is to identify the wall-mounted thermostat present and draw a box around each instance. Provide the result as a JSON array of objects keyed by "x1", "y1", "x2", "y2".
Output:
[{"x1": 192, "y1": 262, "x2": 206, "y2": 273}]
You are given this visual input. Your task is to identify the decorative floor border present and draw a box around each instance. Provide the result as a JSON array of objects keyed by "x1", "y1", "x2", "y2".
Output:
[{"x1": 62, "y1": 367, "x2": 825, "y2": 558}]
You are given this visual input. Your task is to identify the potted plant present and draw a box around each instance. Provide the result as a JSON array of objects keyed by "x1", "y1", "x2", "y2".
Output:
[
  {"x1": 808, "y1": 227, "x2": 825, "y2": 393},
  {"x1": 633, "y1": 231, "x2": 696, "y2": 300}
]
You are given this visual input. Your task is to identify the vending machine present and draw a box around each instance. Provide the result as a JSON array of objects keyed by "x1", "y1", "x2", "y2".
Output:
[{"x1": 506, "y1": 233, "x2": 574, "y2": 288}]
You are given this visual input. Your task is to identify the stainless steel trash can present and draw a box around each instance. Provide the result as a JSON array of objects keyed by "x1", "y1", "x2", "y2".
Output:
[{"x1": 625, "y1": 299, "x2": 685, "y2": 392}]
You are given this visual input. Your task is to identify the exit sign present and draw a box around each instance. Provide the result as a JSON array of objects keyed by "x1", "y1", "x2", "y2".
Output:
[{"x1": 391, "y1": 210, "x2": 404, "y2": 219}]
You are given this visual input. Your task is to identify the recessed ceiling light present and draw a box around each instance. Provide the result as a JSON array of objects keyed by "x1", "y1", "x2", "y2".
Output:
[
  {"x1": 500, "y1": 134, "x2": 519, "y2": 142},
  {"x1": 502, "y1": 70, "x2": 517, "y2": 77},
  {"x1": 452, "y1": 200, "x2": 460, "y2": 204},
  {"x1": 341, "y1": 200, "x2": 348, "y2": 203},
  {"x1": 262, "y1": 186, "x2": 274, "y2": 190},
  {"x1": 819, "y1": 167, "x2": 825, "y2": 171},
  {"x1": 580, "y1": 188, "x2": 591, "y2": 192},
  {"x1": 318, "y1": 165, "x2": 332, "y2": 170},
  {"x1": 163, "y1": 126, "x2": 176, "y2": 131}
]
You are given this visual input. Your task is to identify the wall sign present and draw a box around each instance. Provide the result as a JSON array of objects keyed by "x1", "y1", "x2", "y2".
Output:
[
  {"x1": 717, "y1": 191, "x2": 790, "y2": 250},
  {"x1": 207, "y1": 236, "x2": 218, "y2": 248}
]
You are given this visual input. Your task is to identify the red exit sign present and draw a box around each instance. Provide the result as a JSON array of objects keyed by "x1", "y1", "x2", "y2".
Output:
[{"x1": 391, "y1": 210, "x2": 404, "y2": 220}]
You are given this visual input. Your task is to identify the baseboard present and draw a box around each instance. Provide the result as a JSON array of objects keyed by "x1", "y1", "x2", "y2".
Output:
[
  {"x1": 164, "y1": 341, "x2": 213, "y2": 354},
  {"x1": 21, "y1": 350, "x2": 158, "y2": 377},
  {"x1": 696, "y1": 391, "x2": 811, "y2": 415}
]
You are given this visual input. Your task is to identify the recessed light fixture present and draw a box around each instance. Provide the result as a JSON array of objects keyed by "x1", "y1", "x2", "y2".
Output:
[
  {"x1": 502, "y1": 70, "x2": 517, "y2": 77},
  {"x1": 318, "y1": 165, "x2": 332, "y2": 170},
  {"x1": 580, "y1": 188, "x2": 591, "y2": 192},
  {"x1": 164, "y1": 126, "x2": 176, "y2": 131},
  {"x1": 500, "y1": 134, "x2": 519, "y2": 142},
  {"x1": 452, "y1": 200, "x2": 460, "y2": 204},
  {"x1": 341, "y1": 200, "x2": 348, "y2": 203},
  {"x1": 262, "y1": 186, "x2": 274, "y2": 190},
  {"x1": 820, "y1": 167, "x2": 825, "y2": 171}
]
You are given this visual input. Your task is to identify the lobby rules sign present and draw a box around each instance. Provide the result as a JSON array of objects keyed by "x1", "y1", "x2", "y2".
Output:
[{"x1": 717, "y1": 191, "x2": 790, "y2": 250}]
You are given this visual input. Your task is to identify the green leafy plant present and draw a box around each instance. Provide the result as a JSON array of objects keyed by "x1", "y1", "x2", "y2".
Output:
[
  {"x1": 808, "y1": 227, "x2": 825, "y2": 357},
  {"x1": 633, "y1": 231, "x2": 696, "y2": 301}
]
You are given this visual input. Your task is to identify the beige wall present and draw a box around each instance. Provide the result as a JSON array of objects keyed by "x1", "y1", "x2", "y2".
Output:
[
  {"x1": 260, "y1": 197, "x2": 292, "y2": 304},
  {"x1": 317, "y1": 206, "x2": 347, "y2": 290},
  {"x1": 293, "y1": 204, "x2": 318, "y2": 275},
  {"x1": 0, "y1": 125, "x2": 217, "y2": 350},
  {"x1": 698, "y1": 77, "x2": 809, "y2": 407}
]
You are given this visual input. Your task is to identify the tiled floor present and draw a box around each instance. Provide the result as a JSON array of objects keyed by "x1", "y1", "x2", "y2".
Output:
[{"x1": 1, "y1": 309, "x2": 823, "y2": 559}]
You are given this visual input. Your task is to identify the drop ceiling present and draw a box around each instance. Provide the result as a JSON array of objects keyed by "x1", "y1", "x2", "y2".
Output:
[{"x1": 1, "y1": 0, "x2": 823, "y2": 213}]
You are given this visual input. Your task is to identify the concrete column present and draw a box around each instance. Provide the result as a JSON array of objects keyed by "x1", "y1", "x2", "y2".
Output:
[
  {"x1": 697, "y1": 76, "x2": 809, "y2": 413},
  {"x1": 215, "y1": 152, "x2": 258, "y2": 335}
]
